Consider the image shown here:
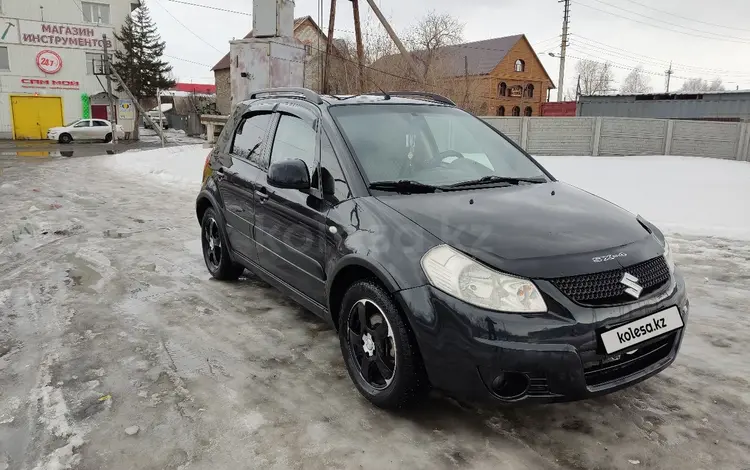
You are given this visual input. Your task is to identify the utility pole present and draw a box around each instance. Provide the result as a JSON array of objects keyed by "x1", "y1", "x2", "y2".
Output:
[
  {"x1": 463, "y1": 56, "x2": 469, "y2": 108},
  {"x1": 362, "y1": 0, "x2": 422, "y2": 83},
  {"x1": 156, "y1": 87, "x2": 165, "y2": 146},
  {"x1": 351, "y1": 0, "x2": 365, "y2": 94},
  {"x1": 109, "y1": 66, "x2": 167, "y2": 146},
  {"x1": 322, "y1": 0, "x2": 337, "y2": 94},
  {"x1": 557, "y1": 0, "x2": 570, "y2": 102},
  {"x1": 575, "y1": 74, "x2": 581, "y2": 101},
  {"x1": 665, "y1": 61, "x2": 674, "y2": 92},
  {"x1": 102, "y1": 34, "x2": 117, "y2": 145}
]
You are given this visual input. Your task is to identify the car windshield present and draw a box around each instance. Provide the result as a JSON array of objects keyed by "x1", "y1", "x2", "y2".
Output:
[
  {"x1": 64, "y1": 120, "x2": 80, "y2": 127},
  {"x1": 329, "y1": 104, "x2": 549, "y2": 188}
]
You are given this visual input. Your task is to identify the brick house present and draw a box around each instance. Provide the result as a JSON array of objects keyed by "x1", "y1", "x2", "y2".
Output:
[
  {"x1": 211, "y1": 16, "x2": 329, "y2": 115},
  {"x1": 372, "y1": 34, "x2": 555, "y2": 116}
]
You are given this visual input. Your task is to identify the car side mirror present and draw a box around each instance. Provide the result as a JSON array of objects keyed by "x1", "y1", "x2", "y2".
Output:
[{"x1": 267, "y1": 158, "x2": 311, "y2": 191}]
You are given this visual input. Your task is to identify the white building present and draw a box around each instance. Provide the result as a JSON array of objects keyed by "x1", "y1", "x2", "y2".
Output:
[{"x1": 0, "y1": 0, "x2": 137, "y2": 139}]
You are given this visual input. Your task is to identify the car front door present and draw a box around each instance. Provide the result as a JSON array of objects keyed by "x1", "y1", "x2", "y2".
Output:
[
  {"x1": 215, "y1": 108, "x2": 274, "y2": 262},
  {"x1": 254, "y1": 105, "x2": 328, "y2": 305},
  {"x1": 70, "y1": 120, "x2": 90, "y2": 139}
]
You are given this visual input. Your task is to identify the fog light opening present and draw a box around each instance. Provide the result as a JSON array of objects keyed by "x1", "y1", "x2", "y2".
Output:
[{"x1": 490, "y1": 372, "x2": 529, "y2": 399}]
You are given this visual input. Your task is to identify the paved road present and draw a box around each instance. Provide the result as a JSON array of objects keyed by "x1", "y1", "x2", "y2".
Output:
[{"x1": 0, "y1": 155, "x2": 748, "y2": 470}]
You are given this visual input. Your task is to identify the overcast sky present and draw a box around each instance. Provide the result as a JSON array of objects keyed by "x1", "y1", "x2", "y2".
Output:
[{"x1": 146, "y1": 0, "x2": 750, "y2": 95}]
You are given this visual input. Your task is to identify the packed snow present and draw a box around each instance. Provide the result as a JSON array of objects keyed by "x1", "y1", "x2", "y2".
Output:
[
  {"x1": 138, "y1": 127, "x2": 206, "y2": 145},
  {"x1": 106, "y1": 146, "x2": 750, "y2": 240}
]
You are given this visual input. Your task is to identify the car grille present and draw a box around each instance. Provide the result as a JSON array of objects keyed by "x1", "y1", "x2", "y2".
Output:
[
  {"x1": 550, "y1": 256, "x2": 670, "y2": 306},
  {"x1": 583, "y1": 333, "x2": 676, "y2": 387}
]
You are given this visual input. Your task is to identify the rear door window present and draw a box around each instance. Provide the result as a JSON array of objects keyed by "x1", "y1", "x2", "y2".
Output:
[{"x1": 231, "y1": 113, "x2": 272, "y2": 165}]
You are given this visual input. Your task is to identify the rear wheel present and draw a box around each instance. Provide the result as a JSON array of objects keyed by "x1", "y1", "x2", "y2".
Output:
[
  {"x1": 103, "y1": 132, "x2": 112, "y2": 143},
  {"x1": 201, "y1": 207, "x2": 244, "y2": 281},
  {"x1": 59, "y1": 133, "x2": 72, "y2": 144},
  {"x1": 339, "y1": 280, "x2": 428, "y2": 409}
]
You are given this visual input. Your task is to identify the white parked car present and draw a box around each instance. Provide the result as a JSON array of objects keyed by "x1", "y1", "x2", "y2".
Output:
[{"x1": 47, "y1": 119, "x2": 125, "y2": 144}]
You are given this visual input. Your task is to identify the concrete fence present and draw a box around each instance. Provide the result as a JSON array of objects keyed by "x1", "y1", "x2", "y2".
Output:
[{"x1": 481, "y1": 116, "x2": 750, "y2": 161}]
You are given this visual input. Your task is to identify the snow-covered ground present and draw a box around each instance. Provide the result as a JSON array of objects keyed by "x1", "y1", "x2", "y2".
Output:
[
  {"x1": 138, "y1": 127, "x2": 206, "y2": 145},
  {"x1": 108, "y1": 146, "x2": 750, "y2": 240}
]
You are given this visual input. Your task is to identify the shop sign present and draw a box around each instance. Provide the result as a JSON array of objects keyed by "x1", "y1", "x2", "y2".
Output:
[
  {"x1": 21, "y1": 78, "x2": 80, "y2": 90},
  {"x1": 118, "y1": 99, "x2": 135, "y2": 121},
  {"x1": 18, "y1": 19, "x2": 113, "y2": 50},
  {"x1": 36, "y1": 49, "x2": 63, "y2": 74}
]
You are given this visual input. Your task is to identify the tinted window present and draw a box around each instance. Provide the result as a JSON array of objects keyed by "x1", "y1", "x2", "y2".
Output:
[
  {"x1": 92, "y1": 120, "x2": 109, "y2": 127},
  {"x1": 269, "y1": 115, "x2": 316, "y2": 177},
  {"x1": 317, "y1": 133, "x2": 351, "y2": 203},
  {"x1": 232, "y1": 113, "x2": 271, "y2": 164},
  {"x1": 74, "y1": 121, "x2": 90, "y2": 128}
]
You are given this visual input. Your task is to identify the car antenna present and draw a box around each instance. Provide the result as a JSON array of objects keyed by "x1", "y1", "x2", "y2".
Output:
[{"x1": 363, "y1": 73, "x2": 390, "y2": 100}]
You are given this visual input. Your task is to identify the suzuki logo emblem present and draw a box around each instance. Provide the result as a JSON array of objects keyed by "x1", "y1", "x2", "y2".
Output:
[{"x1": 620, "y1": 272, "x2": 643, "y2": 299}]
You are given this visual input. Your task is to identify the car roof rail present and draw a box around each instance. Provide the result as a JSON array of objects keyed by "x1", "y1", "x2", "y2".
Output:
[
  {"x1": 368, "y1": 91, "x2": 456, "y2": 106},
  {"x1": 249, "y1": 87, "x2": 324, "y2": 105}
]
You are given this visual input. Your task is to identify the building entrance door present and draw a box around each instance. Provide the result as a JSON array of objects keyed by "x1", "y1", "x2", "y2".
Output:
[
  {"x1": 11, "y1": 95, "x2": 64, "y2": 140},
  {"x1": 91, "y1": 104, "x2": 109, "y2": 120}
]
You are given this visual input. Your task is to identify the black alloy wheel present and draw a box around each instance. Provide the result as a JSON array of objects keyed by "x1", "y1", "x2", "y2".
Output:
[
  {"x1": 347, "y1": 299, "x2": 397, "y2": 390},
  {"x1": 200, "y1": 208, "x2": 244, "y2": 281},
  {"x1": 339, "y1": 280, "x2": 428, "y2": 409},
  {"x1": 59, "y1": 133, "x2": 72, "y2": 144}
]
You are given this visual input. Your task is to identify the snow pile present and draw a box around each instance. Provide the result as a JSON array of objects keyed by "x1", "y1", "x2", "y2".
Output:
[
  {"x1": 537, "y1": 155, "x2": 750, "y2": 240},
  {"x1": 107, "y1": 144, "x2": 208, "y2": 188},
  {"x1": 139, "y1": 128, "x2": 205, "y2": 145},
  {"x1": 105, "y1": 146, "x2": 750, "y2": 239}
]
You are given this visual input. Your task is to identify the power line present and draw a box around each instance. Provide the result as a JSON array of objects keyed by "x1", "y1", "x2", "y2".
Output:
[
  {"x1": 167, "y1": 0, "x2": 251, "y2": 16},
  {"x1": 153, "y1": 0, "x2": 223, "y2": 53},
  {"x1": 575, "y1": 0, "x2": 750, "y2": 44},
  {"x1": 573, "y1": 35, "x2": 750, "y2": 77},
  {"x1": 164, "y1": 54, "x2": 210, "y2": 67},
  {"x1": 584, "y1": 0, "x2": 750, "y2": 42},
  {"x1": 621, "y1": 0, "x2": 750, "y2": 33}
]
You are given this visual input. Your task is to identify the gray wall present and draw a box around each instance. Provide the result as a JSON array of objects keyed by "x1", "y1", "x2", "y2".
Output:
[
  {"x1": 482, "y1": 116, "x2": 750, "y2": 161},
  {"x1": 577, "y1": 92, "x2": 750, "y2": 120}
]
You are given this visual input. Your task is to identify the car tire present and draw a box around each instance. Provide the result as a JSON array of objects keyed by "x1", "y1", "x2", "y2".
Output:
[
  {"x1": 200, "y1": 207, "x2": 244, "y2": 281},
  {"x1": 104, "y1": 133, "x2": 112, "y2": 143},
  {"x1": 338, "y1": 280, "x2": 428, "y2": 409},
  {"x1": 59, "y1": 133, "x2": 72, "y2": 144}
]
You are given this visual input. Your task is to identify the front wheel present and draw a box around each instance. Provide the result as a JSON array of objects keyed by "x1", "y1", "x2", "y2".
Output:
[
  {"x1": 338, "y1": 280, "x2": 428, "y2": 409},
  {"x1": 200, "y1": 208, "x2": 244, "y2": 281},
  {"x1": 59, "y1": 133, "x2": 72, "y2": 144}
]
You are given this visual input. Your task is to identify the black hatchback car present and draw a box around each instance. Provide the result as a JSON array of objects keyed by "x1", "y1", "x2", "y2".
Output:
[{"x1": 196, "y1": 88, "x2": 689, "y2": 409}]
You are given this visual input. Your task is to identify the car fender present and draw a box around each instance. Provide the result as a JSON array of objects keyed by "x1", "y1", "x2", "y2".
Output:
[
  {"x1": 327, "y1": 254, "x2": 402, "y2": 296},
  {"x1": 195, "y1": 182, "x2": 224, "y2": 225}
]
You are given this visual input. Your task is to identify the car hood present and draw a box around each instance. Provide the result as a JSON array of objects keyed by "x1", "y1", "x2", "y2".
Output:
[
  {"x1": 47, "y1": 127, "x2": 66, "y2": 133},
  {"x1": 376, "y1": 181, "x2": 662, "y2": 279}
]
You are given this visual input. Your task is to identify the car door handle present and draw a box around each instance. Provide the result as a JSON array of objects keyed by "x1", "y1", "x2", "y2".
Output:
[{"x1": 257, "y1": 186, "x2": 269, "y2": 202}]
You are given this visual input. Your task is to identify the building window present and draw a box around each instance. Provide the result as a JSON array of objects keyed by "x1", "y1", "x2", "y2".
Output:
[
  {"x1": 498, "y1": 82, "x2": 507, "y2": 97},
  {"x1": 524, "y1": 106, "x2": 533, "y2": 116},
  {"x1": 525, "y1": 84, "x2": 534, "y2": 98},
  {"x1": 497, "y1": 106, "x2": 505, "y2": 116},
  {"x1": 512, "y1": 106, "x2": 521, "y2": 116},
  {"x1": 509, "y1": 86, "x2": 523, "y2": 98},
  {"x1": 85, "y1": 52, "x2": 110, "y2": 75},
  {"x1": 0, "y1": 47, "x2": 9, "y2": 71},
  {"x1": 515, "y1": 59, "x2": 525, "y2": 72},
  {"x1": 82, "y1": 2, "x2": 111, "y2": 24}
]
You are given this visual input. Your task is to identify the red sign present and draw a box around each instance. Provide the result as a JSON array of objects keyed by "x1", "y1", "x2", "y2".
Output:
[
  {"x1": 36, "y1": 50, "x2": 62, "y2": 74},
  {"x1": 21, "y1": 78, "x2": 79, "y2": 90}
]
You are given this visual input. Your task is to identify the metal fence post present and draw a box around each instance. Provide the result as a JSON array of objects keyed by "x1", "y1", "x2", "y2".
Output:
[
  {"x1": 664, "y1": 120, "x2": 675, "y2": 156},
  {"x1": 521, "y1": 117, "x2": 529, "y2": 151},
  {"x1": 592, "y1": 117, "x2": 602, "y2": 156}
]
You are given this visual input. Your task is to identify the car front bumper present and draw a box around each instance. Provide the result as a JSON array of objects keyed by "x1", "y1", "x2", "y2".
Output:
[{"x1": 396, "y1": 270, "x2": 689, "y2": 404}]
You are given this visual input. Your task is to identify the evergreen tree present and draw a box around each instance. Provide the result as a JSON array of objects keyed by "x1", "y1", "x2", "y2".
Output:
[{"x1": 113, "y1": 2, "x2": 174, "y2": 139}]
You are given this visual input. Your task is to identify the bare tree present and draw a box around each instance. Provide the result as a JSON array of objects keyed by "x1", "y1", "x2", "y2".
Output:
[
  {"x1": 679, "y1": 77, "x2": 725, "y2": 92},
  {"x1": 575, "y1": 59, "x2": 615, "y2": 96},
  {"x1": 405, "y1": 10, "x2": 464, "y2": 80},
  {"x1": 620, "y1": 66, "x2": 653, "y2": 94}
]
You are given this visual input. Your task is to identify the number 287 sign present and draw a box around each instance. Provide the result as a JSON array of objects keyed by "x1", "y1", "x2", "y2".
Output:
[{"x1": 36, "y1": 50, "x2": 63, "y2": 74}]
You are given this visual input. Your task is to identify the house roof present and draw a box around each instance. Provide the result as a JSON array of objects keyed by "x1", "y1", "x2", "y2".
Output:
[
  {"x1": 371, "y1": 34, "x2": 554, "y2": 86},
  {"x1": 211, "y1": 16, "x2": 319, "y2": 71}
]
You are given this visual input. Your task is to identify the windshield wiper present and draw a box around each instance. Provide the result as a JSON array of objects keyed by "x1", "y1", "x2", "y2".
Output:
[
  {"x1": 369, "y1": 180, "x2": 441, "y2": 194},
  {"x1": 448, "y1": 175, "x2": 546, "y2": 188}
]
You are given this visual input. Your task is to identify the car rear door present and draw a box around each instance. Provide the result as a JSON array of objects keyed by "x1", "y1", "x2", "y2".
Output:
[
  {"x1": 254, "y1": 103, "x2": 328, "y2": 305},
  {"x1": 215, "y1": 105, "x2": 275, "y2": 263},
  {"x1": 91, "y1": 120, "x2": 110, "y2": 139}
]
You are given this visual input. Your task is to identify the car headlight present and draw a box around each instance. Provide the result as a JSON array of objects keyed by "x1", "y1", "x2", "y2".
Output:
[{"x1": 421, "y1": 244, "x2": 547, "y2": 312}]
